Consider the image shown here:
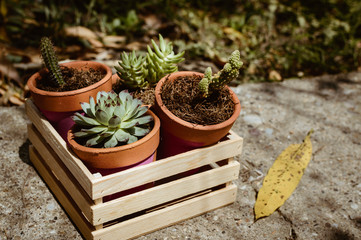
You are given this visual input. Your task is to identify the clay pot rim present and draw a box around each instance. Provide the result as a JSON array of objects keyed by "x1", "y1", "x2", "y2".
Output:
[
  {"x1": 155, "y1": 71, "x2": 241, "y2": 131},
  {"x1": 27, "y1": 61, "x2": 112, "y2": 97},
  {"x1": 67, "y1": 109, "x2": 160, "y2": 154}
]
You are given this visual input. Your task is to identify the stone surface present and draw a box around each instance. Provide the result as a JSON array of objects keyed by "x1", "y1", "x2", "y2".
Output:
[{"x1": 1, "y1": 72, "x2": 361, "y2": 240}]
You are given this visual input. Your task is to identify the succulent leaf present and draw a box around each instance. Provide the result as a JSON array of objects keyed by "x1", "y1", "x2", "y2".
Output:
[
  {"x1": 115, "y1": 129, "x2": 130, "y2": 142},
  {"x1": 89, "y1": 97, "x2": 96, "y2": 117},
  {"x1": 127, "y1": 135, "x2": 138, "y2": 144},
  {"x1": 136, "y1": 115, "x2": 153, "y2": 125},
  {"x1": 115, "y1": 51, "x2": 148, "y2": 89},
  {"x1": 108, "y1": 116, "x2": 122, "y2": 128},
  {"x1": 104, "y1": 135, "x2": 118, "y2": 148},
  {"x1": 120, "y1": 119, "x2": 138, "y2": 129},
  {"x1": 72, "y1": 113, "x2": 101, "y2": 126},
  {"x1": 133, "y1": 106, "x2": 148, "y2": 118},
  {"x1": 74, "y1": 131, "x2": 91, "y2": 138},
  {"x1": 72, "y1": 90, "x2": 153, "y2": 148},
  {"x1": 115, "y1": 34, "x2": 184, "y2": 89},
  {"x1": 82, "y1": 126, "x2": 107, "y2": 134},
  {"x1": 95, "y1": 109, "x2": 110, "y2": 125},
  {"x1": 131, "y1": 127, "x2": 150, "y2": 137},
  {"x1": 86, "y1": 135, "x2": 104, "y2": 147}
]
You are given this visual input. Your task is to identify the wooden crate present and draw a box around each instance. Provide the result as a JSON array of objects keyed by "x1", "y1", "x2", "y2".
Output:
[{"x1": 25, "y1": 99, "x2": 243, "y2": 240}]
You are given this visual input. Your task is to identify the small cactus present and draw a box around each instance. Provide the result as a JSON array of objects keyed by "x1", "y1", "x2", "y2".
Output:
[
  {"x1": 72, "y1": 90, "x2": 153, "y2": 148},
  {"x1": 199, "y1": 50, "x2": 243, "y2": 97},
  {"x1": 40, "y1": 37, "x2": 65, "y2": 87}
]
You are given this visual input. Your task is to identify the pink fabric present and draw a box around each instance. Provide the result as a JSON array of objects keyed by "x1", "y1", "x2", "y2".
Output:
[
  {"x1": 40, "y1": 109, "x2": 76, "y2": 122},
  {"x1": 39, "y1": 109, "x2": 78, "y2": 143},
  {"x1": 87, "y1": 152, "x2": 156, "y2": 202},
  {"x1": 157, "y1": 129, "x2": 204, "y2": 177},
  {"x1": 157, "y1": 129, "x2": 204, "y2": 159}
]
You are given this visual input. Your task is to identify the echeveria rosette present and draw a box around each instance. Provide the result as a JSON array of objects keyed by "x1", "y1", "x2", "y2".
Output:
[
  {"x1": 71, "y1": 90, "x2": 153, "y2": 148},
  {"x1": 199, "y1": 50, "x2": 243, "y2": 97}
]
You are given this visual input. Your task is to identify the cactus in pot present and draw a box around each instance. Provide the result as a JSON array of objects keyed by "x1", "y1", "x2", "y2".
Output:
[
  {"x1": 40, "y1": 37, "x2": 65, "y2": 87},
  {"x1": 72, "y1": 90, "x2": 153, "y2": 148},
  {"x1": 199, "y1": 50, "x2": 243, "y2": 97}
]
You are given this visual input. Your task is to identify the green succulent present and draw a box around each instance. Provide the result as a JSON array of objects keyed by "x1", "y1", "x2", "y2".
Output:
[
  {"x1": 199, "y1": 50, "x2": 243, "y2": 97},
  {"x1": 40, "y1": 37, "x2": 65, "y2": 87},
  {"x1": 72, "y1": 90, "x2": 153, "y2": 148},
  {"x1": 114, "y1": 51, "x2": 148, "y2": 89},
  {"x1": 146, "y1": 34, "x2": 185, "y2": 86},
  {"x1": 115, "y1": 34, "x2": 185, "y2": 89}
]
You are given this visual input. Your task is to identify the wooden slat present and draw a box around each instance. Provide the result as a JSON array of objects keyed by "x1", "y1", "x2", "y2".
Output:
[
  {"x1": 28, "y1": 124, "x2": 94, "y2": 221},
  {"x1": 91, "y1": 160, "x2": 240, "y2": 225},
  {"x1": 25, "y1": 99, "x2": 94, "y2": 196},
  {"x1": 92, "y1": 184, "x2": 237, "y2": 240},
  {"x1": 29, "y1": 146, "x2": 94, "y2": 240},
  {"x1": 91, "y1": 135, "x2": 243, "y2": 199},
  {"x1": 26, "y1": 98, "x2": 244, "y2": 200},
  {"x1": 228, "y1": 130, "x2": 242, "y2": 140}
]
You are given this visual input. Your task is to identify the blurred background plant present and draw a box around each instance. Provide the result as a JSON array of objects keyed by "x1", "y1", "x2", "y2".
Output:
[{"x1": 1, "y1": 0, "x2": 361, "y2": 106}]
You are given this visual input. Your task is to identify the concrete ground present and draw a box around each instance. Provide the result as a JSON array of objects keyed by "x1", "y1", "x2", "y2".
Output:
[{"x1": 0, "y1": 72, "x2": 360, "y2": 240}]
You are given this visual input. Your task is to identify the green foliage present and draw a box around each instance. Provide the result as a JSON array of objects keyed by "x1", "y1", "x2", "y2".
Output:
[
  {"x1": 3, "y1": 0, "x2": 361, "y2": 82},
  {"x1": 146, "y1": 34, "x2": 185, "y2": 86},
  {"x1": 72, "y1": 90, "x2": 153, "y2": 148},
  {"x1": 115, "y1": 34, "x2": 185, "y2": 89},
  {"x1": 103, "y1": 10, "x2": 143, "y2": 40},
  {"x1": 199, "y1": 50, "x2": 243, "y2": 97},
  {"x1": 114, "y1": 51, "x2": 148, "y2": 89},
  {"x1": 40, "y1": 37, "x2": 64, "y2": 87}
]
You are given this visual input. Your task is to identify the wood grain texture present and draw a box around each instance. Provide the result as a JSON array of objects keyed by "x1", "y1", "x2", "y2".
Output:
[
  {"x1": 91, "y1": 132, "x2": 243, "y2": 199},
  {"x1": 28, "y1": 124, "x2": 95, "y2": 221},
  {"x1": 91, "y1": 160, "x2": 240, "y2": 225},
  {"x1": 29, "y1": 146, "x2": 94, "y2": 239},
  {"x1": 25, "y1": 99, "x2": 94, "y2": 195},
  {"x1": 92, "y1": 184, "x2": 237, "y2": 240}
]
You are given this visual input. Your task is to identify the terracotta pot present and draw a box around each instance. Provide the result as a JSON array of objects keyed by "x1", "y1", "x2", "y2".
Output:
[
  {"x1": 154, "y1": 71, "x2": 241, "y2": 158},
  {"x1": 27, "y1": 61, "x2": 113, "y2": 112},
  {"x1": 27, "y1": 61, "x2": 113, "y2": 141},
  {"x1": 112, "y1": 73, "x2": 119, "y2": 86},
  {"x1": 67, "y1": 110, "x2": 161, "y2": 169}
]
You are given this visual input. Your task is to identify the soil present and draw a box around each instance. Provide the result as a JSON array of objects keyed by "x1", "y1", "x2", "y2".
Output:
[
  {"x1": 132, "y1": 88, "x2": 155, "y2": 106},
  {"x1": 113, "y1": 82, "x2": 155, "y2": 106},
  {"x1": 160, "y1": 74, "x2": 235, "y2": 125},
  {"x1": 37, "y1": 66, "x2": 105, "y2": 92}
]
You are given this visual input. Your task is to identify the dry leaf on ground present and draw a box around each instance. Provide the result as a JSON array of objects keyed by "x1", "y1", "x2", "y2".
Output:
[
  {"x1": 64, "y1": 26, "x2": 103, "y2": 48},
  {"x1": 255, "y1": 130, "x2": 313, "y2": 220}
]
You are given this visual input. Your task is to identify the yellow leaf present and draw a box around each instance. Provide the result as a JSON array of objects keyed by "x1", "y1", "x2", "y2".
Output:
[{"x1": 255, "y1": 130, "x2": 313, "y2": 220}]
